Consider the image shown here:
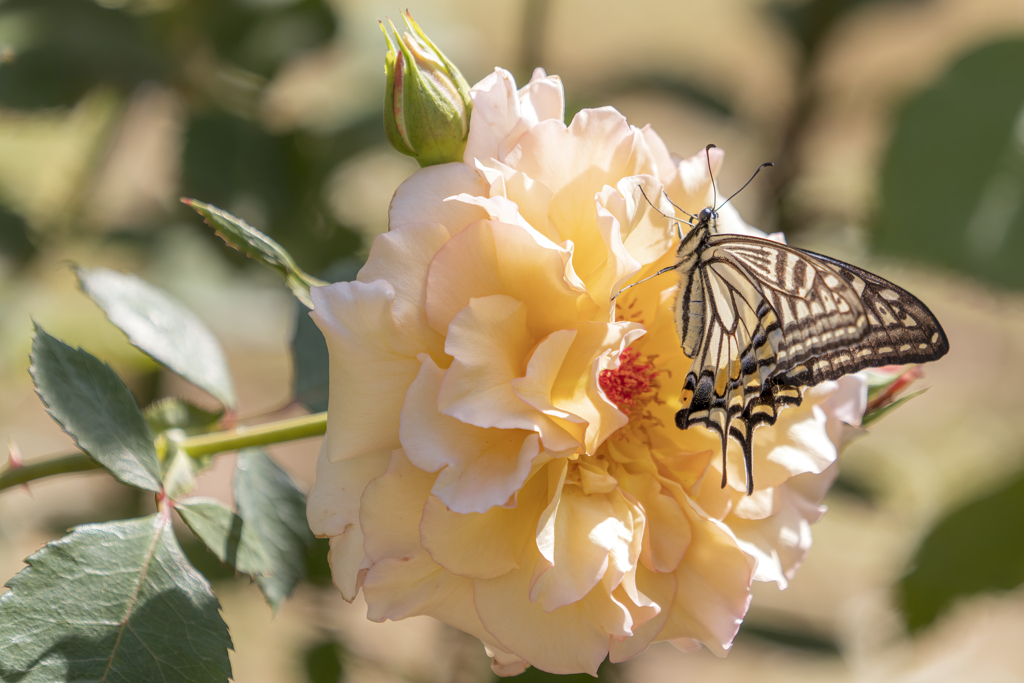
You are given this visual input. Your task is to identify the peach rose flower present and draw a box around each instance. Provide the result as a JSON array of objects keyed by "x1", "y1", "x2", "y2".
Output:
[{"x1": 307, "y1": 67, "x2": 867, "y2": 676}]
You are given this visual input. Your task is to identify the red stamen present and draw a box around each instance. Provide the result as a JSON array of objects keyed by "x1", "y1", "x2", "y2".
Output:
[{"x1": 600, "y1": 347, "x2": 658, "y2": 415}]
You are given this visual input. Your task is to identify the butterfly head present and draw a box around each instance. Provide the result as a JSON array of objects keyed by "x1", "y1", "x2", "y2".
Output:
[{"x1": 697, "y1": 206, "x2": 719, "y2": 235}]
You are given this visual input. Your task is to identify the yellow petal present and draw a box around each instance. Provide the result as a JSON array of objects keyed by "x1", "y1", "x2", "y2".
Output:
[
  {"x1": 312, "y1": 281, "x2": 424, "y2": 462},
  {"x1": 358, "y1": 222, "x2": 450, "y2": 362},
  {"x1": 388, "y1": 161, "x2": 488, "y2": 232},
  {"x1": 359, "y1": 449, "x2": 436, "y2": 563},
  {"x1": 327, "y1": 526, "x2": 369, "y2": 602},
  {"x1": 425, "y1": 219, "x2": 585, "y2": 339},
  {"x1": 609, "y1": 567, "x2": 675, "y2": 663},
  {"x1": 504, "y1": 107, "x2": 657, "y2": 291},
  {"x1": 438, "y1": 295, "x2": 578, "y2": 451},
  {"x1": 464, "y1": 68, "x2": 529, "y2": 164},
  {"x1": 531, "y1": 467, "x2": 642, "y2": 612},
  {"x1": 657, "y1": 498, "x2": 755, "y2": 655},
  {"x1": 420, "y1": 469, "x2": 547, "y2": 579},
  {"x1": 474, "y1": 547, "x2": 633, "y2": 676},
  {"x1": 306, "y1": 441, "x2": 389, "y2": 538},
  {"x1": 401, "y1": 355, "x2": 541, "y2": 513}
]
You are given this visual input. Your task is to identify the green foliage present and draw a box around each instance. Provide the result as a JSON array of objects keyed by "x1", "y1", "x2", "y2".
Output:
[
  {"x1": 738, "y1": 619, "x2": 841, "y2": 655},
  {"x1": 875, "y1": 39, "x2": 1024, "y2": 289},
  {"x1": 292, "y1": 257, "x2": 362, "y2": 413},
  {"x1": 177, "y1": 497, "x2": 273, "y2": 577},
  {"x1": 303, "y1": 639, "x2": 345, "y2": 683},
  {"x1": 898, "y1": 467, "x2": 1024, "y2": 633},
  {"x1": 184, "y1": 199, "x2": 327, "y2": 308},
  {"x1": 234, "y1": 449, "x2": 316, "y2": 610},
  {"x1": 30, "y1": 324, "x2": 162, "y2": 492},
  {"x1": 75, "y1": 265, "x2": 237, "y2": 408},
  {"x1": 0, "y1": 512, "x2": 232, "y2": 683},
  {"x1": 145, "y1": 397, "x2": 223, "y2": 436},
  {"x1": 0, "y1": 0, "x2": 334, "y2": 108}
]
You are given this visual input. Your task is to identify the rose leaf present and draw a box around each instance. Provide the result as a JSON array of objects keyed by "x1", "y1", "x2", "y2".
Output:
[
  {"x1": 75, "y1": 265, "x2": 237, "y2": 408},
  {"x1": 234, "y1": 449, "x2": 315, "y2": 611},
  {"x1": 177, "y1": 498, "x2": 273, "y2": 577},
  {"x1": 30, "y1": 324, "x2": 162, "y2": 492},
  {"x1": 182, "y1": 199, "x2": 326, "y2": 309},
  {"x1": 0, "y1": 513, "x2": 232, "y2": 682}
]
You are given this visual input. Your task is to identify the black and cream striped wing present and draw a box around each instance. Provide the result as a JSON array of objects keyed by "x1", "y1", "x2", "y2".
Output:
[
  {"x1": 773, "y1": 249, "x2": 949, "y2": 386},
  {"x1": 675, "y1": 234, "x2": 948, "y2": 493}
]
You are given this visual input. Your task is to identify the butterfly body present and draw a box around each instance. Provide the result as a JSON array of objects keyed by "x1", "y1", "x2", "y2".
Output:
[{"x1": 666, "y1": 206, "x2": 948, "y2": 494}]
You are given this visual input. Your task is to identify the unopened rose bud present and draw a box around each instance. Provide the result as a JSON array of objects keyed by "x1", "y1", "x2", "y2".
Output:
[
  {"x1": 381, "y1": 11, "x2": 472, "y2": 166},
  {"x1": 863, "y1": 365, "x2": 926, "y2": 425}
]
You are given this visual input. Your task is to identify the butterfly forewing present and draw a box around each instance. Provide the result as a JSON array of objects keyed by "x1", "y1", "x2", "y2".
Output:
[
  {"x1": 776, "y1": 252, "x2": 950, "y2": 386},
  {"x1": 674, "y1": 232, "x2": 948, "y2": 494}
]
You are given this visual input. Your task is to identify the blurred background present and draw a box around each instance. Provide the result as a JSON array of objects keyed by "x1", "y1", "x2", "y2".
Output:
[{"x1": 1, "y1": 0, "x2": 1023, "y2": 681}]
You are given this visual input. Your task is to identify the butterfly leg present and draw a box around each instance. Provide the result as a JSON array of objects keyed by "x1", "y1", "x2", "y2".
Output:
[{"x1": 612, "y1": 264, "x2": 682, "y2": 301}]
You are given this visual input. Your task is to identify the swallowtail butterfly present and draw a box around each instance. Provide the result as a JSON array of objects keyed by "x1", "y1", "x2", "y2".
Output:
[{"x1": 621, "y1": 145, "x2": 949, "y2": 494}]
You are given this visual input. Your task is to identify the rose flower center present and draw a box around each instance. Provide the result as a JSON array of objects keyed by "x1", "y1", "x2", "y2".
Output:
[{"x1": 599, "y1": 347, "x2": 665, "y2": 445}]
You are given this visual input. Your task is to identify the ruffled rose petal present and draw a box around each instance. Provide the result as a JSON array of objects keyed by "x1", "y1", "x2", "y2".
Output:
[
  {"x1": 388, "y1": 161, "x2": 488, "y2": 233},
  {"x1": 607, "y1": 176, "x2": 677, "y2": 267},
  {"x1": 401, "y1": 354, "x2": 541, "y2": 513},
  {"x1": 357, "y1": 222, "x2": 449, "y2": 361},
  {"x1": 504, "y1": 108, "x2": 656, "y2": 288},
  {"x1": 474, "y1": 547, "x2": 633, "y2": 676},
  {"x1": 487, "y1": 647, "x2": 530, "y2": 677},
  {"x1": 664, "y1": 145, "x2": 723, "y2": 216},
  {"x1": 475, "y1": 159, "x2": 558, "y2": 243},
  {"x1": 425, "y1": 219, "x2": 585, "y2": 339},
  {"x1": 311, "y1": 281, "x2": 424, "y2": 462},
  {"x1": 437, "y1": 295, "x2": 578, "y2": 451},
  {"x1": 753, "y1": 392, "x2": 839, "y2": 489},
  {"x1": 614, "y1": 467, "x2": 691, "y2": 574},
  {"x1": 730, "y1": 481, "x2": 827, "y2": 588},
  {"x1": 307, "y1": 442, "x2": 390, "y2": 538},
  {"x1": 359, "y1": 451, "x2": 498, "y2": 648},
  {"x1": 821, "y1": 374, "x2": 869, "y2": 449},
  {"x1": 328, "y1": 525, "x2": 370, "y2": 602},
  {"x1": 657, "y1": 496, "x2": 755, "y2": 655},
  {"x1": 609, "y1": 567, "x2": 675, "y2": 663},
  {"x1": 464, "y1": 68, "x2": 528, "y2": 165},
  {"x1": 638, "y1": 125, "x2": 676, "y2": 182},
  {"x1": 531, "y1": 462, "x2": 643, "y2": 612},
  {"x1": 518, "y1": 69, "x2": 564, "y2": 128},
  {"x1": 419, "y1": 470, "x2": 546, "y2": 579},
  {"x1": 551, "y1": 323, "x2": 645, "y2": 454},
  {"x1": 360, "y1": 449, "x2": 437, "y2": 563}
]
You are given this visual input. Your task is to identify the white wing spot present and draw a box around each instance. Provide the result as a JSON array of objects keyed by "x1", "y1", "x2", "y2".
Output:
[{"x1": 880, "y1": 289, "x2": 900, "y2": 301}]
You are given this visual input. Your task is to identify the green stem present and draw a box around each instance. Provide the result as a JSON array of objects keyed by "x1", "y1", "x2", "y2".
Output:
[
  {"x1": 0, "y1": 412, "x2": 328, "y2": 493},
  {"x1": 0, "y1": 453, "x2": 102, "y2": 491},
  {"x1": 179, "y1": 411, "x2": 327, "y2": 457}
]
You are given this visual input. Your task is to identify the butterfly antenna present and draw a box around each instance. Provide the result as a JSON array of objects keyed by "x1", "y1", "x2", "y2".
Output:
[
  {"x1": 705, "y1": 144, "x2": 717, "y2": 209},
  {"x1": 637, "y1": 185, "x2": 696, "y2": 223},
  {"x1": 716, "y1": 162, "x2": 774, "y2": 211}
]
